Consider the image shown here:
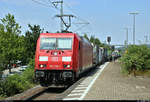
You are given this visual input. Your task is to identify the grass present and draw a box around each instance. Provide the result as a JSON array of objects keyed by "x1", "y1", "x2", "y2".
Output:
[
  {"x1": 120, "y1": 67, "x2": 129, "y2": 77},
  {"x1": 134, "y1": 70, "x2": 150, "y2": 77},
  {"x1": 119, "y1": 61, "x2": 128, "y2": 75},
  {"x1": 121, "y1": 67, "x2": 150, "y2": 77}
]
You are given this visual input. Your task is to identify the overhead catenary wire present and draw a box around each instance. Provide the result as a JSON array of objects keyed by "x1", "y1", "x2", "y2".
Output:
[
  {"x1": 31, "y1": 0, "x2": 59, "y2": 11},
  {"x1": 32, "y1": 0, "x2": 89, "y2": 25},
  {"x1": 31, "y1": 0, "x2": 59, "y2": 18},
  {"x1": 48, "y1": 0, "x2": 59, "y2": 11},
  {"x1": 64, "y1": 2, "x2": 96, "y2": 35},
  {"x1": 63, "y1": 2, "x2": 91, "y2": 32},
  {"x1": 31, "y1": 0, "x2": 51, "y2": 7},
  {"x1": 31, "y1": 0, "x2": 60, "y2": 32},
  {"x1": 31, "y1": 0, "x2": 91, "y2": 33},
  {"x1": 64, "y1": 2, "x2": 89, "y2": 24}
]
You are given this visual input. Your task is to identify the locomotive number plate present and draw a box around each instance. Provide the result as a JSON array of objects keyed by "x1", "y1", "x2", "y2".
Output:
[{"x1": 51, "y1": 57, "x2": 58, "y2": 61}]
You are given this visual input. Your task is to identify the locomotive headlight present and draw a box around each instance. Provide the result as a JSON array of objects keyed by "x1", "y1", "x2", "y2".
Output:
[
  {"x1": 62, "y1": 56, "x2": 71, "y2": 62},
  {"x1": 39, "y1": 56, "x2": 48, "y2": 61},
  {"x1": 64, "y1": 64, "x2": 70, "y2": 68},
  {"x1": 67, "y1": 65, "x2": 70, "y2": 68},
  {"x1": 54, "y1": 52, "x2": 57, "y2": 55},
  {"x1": 39, "y1": 64, "x2": 47, "y2": 68},
  {"x1": 40, "y1": 64, "x2": 44, "y2": 68}
]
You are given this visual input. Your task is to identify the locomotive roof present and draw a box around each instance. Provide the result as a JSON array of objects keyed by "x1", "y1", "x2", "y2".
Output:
[
  {"x1": 40, "y1": 33, "x2": 77, "y2": 37},
  {"x1": 39, "y1": 33, "x2": 91, "y2": 45}
]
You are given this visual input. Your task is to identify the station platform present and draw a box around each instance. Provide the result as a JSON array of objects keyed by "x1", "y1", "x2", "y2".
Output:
[
  {"x1": 83, "y1": 60, "x2": 150, "y2": 100},
  {"x1": 63, "y1": 60, "x2": 150, "y2": 100}
]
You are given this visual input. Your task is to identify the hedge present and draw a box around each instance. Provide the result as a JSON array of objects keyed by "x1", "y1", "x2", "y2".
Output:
[{"x1": 120, "y1": 45, "x2": 150, "y2": 74}]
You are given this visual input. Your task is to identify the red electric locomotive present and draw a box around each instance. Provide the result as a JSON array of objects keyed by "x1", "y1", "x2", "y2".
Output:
[{"x1": 35, "y1": 33, "x2": 93, "y2": 86}]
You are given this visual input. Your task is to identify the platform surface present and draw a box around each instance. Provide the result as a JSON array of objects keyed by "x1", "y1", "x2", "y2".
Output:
[{"x1": 83, "y1": 60, "x2": 150, "y2": 100}]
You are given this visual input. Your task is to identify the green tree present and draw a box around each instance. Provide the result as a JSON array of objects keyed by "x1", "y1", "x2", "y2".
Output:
[
  {"x1": 111, "y1": 45, "x2": 115, "y2": 51},
  {"x1": 24, "y1": 24, "x2": 44, "y2": 63},
  {"x1": 121, "y1": 45, "x2": 150, "y2": 76},
  {"x1": 94, "y1": 38, "x2": 101, "y2": 45},
  {"x1": 89, "y1": 35, "x2": 103, "y2": 47},
  {"x1": 83, "y1": 33, "x2": 89, "y2": 41},
  {"x1": 90, "y1": 35, "x2": 95, "y2": 44},
  {"x1": 0, "y1": 13, "x2": 25, "y2": 73}
]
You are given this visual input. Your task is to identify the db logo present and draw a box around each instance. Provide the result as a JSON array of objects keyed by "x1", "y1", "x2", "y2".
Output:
[{"x1": 51, "y1": 57, "x2": 58, "y2": 61}]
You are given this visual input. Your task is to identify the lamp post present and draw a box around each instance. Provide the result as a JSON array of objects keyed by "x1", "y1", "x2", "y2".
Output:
[
  {"x1": 129, "y1": 12, "x2": 139, "y2": 45},
  {"x1": 124, "y1": 28, "x2": 128, "y2": 47}
]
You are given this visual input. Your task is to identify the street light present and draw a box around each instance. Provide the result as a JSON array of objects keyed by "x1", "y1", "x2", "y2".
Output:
[
  {"x1": 129, "y1": 12, "x2": 139, "y2": 45},
  {"x1": 124, "y1": 27, "x2": 128, "y2": 47}
]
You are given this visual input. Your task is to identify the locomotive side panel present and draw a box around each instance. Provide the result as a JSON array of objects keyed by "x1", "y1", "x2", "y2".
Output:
[
  {"x1": 72, "y1": 35, "x2": 80, "y2": 76},
  {"x1": 80, "y1": 37, "x2": 93, "y2": 71}
]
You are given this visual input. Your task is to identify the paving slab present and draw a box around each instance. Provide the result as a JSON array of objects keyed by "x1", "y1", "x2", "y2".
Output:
[{"x1": 84, "y1": 60, "x2": 150, "y2": 100}]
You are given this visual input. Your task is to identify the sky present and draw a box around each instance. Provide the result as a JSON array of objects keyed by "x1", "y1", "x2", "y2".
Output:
[{"x1": 0, "y1": 0, "x2": 150, "y2": 45}]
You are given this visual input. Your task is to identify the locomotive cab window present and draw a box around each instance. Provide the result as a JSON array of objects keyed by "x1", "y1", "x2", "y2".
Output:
[
  {"x1": 40, "y1": 37, "x2": 73, "y2": 50},
  {"x1": 57, "y1": 38, "x2": 72, "y2": 50},
  {"x1": 40, "y1": 38, "x2": 56, "y2": 50}
]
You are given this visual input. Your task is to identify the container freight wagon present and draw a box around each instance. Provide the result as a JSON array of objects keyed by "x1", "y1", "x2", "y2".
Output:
[
  {"x1": 93, "y1": 45, "x2": 100, "y2": 65},
  {"x1": 34, "y1": 33, "x2": 93, "y2": 86},
  {"x1": 98, "y1": 47, "x2": 104, "y2": 64}
]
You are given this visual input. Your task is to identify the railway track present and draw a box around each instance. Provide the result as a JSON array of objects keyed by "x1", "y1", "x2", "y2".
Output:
[
  {"x1": 30, "y1": 78, "x2": 85, "y2": 100},
  {"x1": 29, "y1": 87, "x2": 66, "y2": 100},
  {"x1": 5, "y1": 65, "x2": 100, "y2": 100}
]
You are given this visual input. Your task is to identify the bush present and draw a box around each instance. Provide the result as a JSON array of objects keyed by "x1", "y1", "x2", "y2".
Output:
[
  {"x1": 0, "y1": 81, "x2": 7, "y2": 98},
  {"x1": 21, "y1": 57, "x2": 36, "y2": 84},
  {"x1": 28, "y1": 57, "x2": 35, "y2": 69},
  {"x1": 121, "y1": 45, "x2": 150, "y2": 74},
  {"x1": 2, "y1": 74, "x2": 32, "y2": 96},
  {"x1": 144, "y1": 59, "x2": 150, "y2": 70},
  {"x1": 0, "y1": 58, "x2": 37, "y2": 98},
  {"x1": 22, "y1": 67, "x2": 35, "y2": 84}
]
